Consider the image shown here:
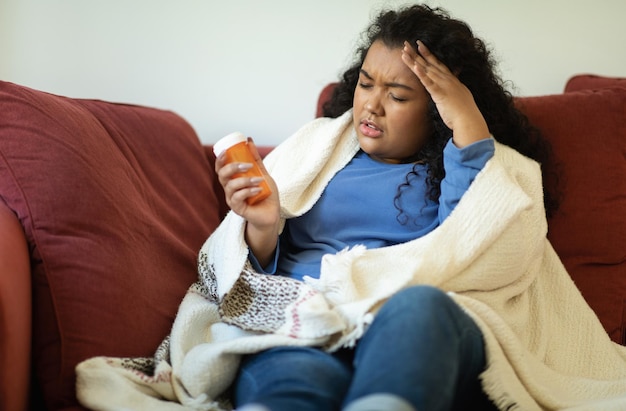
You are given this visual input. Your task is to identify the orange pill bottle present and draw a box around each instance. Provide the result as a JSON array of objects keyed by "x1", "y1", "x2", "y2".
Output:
[{"x1": 213, "y1": 132, "x2": 272, "y2": 205}]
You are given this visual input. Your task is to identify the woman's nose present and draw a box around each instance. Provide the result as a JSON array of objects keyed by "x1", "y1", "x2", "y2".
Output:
[{"x1": 365, "y1": 92, "x2": 383, "y2": 115}]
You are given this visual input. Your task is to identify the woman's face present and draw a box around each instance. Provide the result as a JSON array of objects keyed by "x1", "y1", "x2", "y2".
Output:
[{"x1": 353, "y1": 40, "x2": 432, "y2": 164}]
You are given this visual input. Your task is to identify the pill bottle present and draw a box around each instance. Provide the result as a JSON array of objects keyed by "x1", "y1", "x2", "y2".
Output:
[{"x1": 213, "y1": 132, "x2": 272, "y2": 205}]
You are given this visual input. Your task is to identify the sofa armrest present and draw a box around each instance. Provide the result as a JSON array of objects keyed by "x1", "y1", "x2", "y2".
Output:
[{"x1": 0, "y1": 201, "x2": 31, "y2": 411}]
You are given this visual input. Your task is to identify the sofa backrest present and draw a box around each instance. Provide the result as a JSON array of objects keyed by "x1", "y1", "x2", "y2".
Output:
[
  {"x1": 516, "y1": 76, "x2": 625, "y2": 345},
  {"x1": 0, "y1": 81, "x2": 227, "y2": 410}
]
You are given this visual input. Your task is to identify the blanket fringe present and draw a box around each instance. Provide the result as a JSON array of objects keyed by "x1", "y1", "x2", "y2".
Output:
[
  {"x1": 182, "y1": 393, "x2": 225, "y2": 411},
  {"x1": 327, "y1": 312, "x2": 374, "y2": 351}
]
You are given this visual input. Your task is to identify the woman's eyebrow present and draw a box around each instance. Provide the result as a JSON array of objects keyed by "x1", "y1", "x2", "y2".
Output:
[{"x1": 360, "y1": 69, "x2": 414, "y2": 91}]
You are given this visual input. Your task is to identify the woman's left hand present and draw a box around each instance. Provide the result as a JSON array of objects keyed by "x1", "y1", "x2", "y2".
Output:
[{"x1": 401, "y1": 40, "x2": 490, "y2": 147}]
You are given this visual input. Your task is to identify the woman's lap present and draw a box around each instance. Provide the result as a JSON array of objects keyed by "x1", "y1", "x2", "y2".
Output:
[{"x1": 233, "y1": 285, "x2": 493, "y2": 411}]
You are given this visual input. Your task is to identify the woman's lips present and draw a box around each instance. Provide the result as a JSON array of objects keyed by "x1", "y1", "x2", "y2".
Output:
[{"x1": 359, "y1": 120, "x2": 383, "y2": 138}]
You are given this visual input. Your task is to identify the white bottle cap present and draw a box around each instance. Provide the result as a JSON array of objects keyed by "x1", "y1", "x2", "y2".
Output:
[{"x1": 213, "y1": 131, "x2": 246, "y2": 157}]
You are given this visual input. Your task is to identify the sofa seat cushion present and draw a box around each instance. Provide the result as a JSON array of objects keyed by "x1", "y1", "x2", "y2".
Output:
[
  {"x1": 516, "y1": 85, "x2": 626, "y2": 344},
  {"x1": 0, "y1": 81, "x2": 224, "y2": 409}
]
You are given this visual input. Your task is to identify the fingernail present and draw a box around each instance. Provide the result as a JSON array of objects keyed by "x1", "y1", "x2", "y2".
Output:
[
  {"x1": 250, "y1": 187, "x2": 262, "y2": 194},
  {"x1": 250, "y1": 177, "x2": 264, "y2": 185},
  {"x1": 238, "y1": 163, "x2": 252, "y2": 171}
]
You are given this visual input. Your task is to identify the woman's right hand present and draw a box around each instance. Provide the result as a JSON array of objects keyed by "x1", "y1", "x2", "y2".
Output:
[
  {"x1": 401, "y1": 40, "x2": 490, "y2": 148},
  {"x1": 215, "y1": 138, "x2": 280, "y2": 264}
]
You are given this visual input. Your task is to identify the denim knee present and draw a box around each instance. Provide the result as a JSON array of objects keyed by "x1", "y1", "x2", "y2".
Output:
[
  {"x1": 234, "y1": 346, "x2": 352, "y2": 410},
  {"x1": 378, "y1": 285, "x2": 455, "y2": 318},
  {"x1": 347, "y1": 285, "x2": 487, "y2": 410}
]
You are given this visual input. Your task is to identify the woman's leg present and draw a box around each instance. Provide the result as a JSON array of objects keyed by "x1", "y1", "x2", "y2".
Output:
[
  {"x1": 343, "y1": 285, "x2": 492, "y2": 411},
  {"x1": 233, "y1": 346, "x2": 353, "y2": 411}
]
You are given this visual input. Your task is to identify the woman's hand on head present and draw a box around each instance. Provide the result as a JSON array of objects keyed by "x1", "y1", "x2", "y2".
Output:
[
  {"x1": 215, "y1": 138, "x2": 280, "y2": 231},
  {"x1": 401, "y1": 40, "x2": 490, "y2": 147}
]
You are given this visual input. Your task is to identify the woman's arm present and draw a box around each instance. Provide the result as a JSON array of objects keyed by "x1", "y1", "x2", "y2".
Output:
[
  {"x1": 401, "y1": 40, "x2": 490, "y2": 147},
  {"x1": 439, "y1": 138, "x2": 495, "y2": 221}
]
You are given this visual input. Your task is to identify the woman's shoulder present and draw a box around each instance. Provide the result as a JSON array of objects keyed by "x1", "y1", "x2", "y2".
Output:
[
  {"x1": 490, "y1": 140, "x2": 544, "y2": 205},
  {"x1": 493, "y1": 140, "x2": 541, "y2": 173},
  {"x1": 264, "y1": 111, "x2": 357, "y2": 171}
]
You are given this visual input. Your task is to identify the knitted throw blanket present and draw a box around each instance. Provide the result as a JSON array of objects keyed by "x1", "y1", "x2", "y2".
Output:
[{"x1": 76, "y1": 112, "x2": 626, "y2": 411}]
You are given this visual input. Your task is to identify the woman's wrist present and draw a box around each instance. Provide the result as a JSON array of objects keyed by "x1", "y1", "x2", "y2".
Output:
[
  {"x1": 245, "y1": 219, "x2": 280, "y2": 267},
  {"x1": 451, "y1": 113, "x2": 490, "y2": 148}
]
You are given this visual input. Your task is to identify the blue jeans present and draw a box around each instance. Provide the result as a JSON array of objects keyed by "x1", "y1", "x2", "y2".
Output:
[{"x1": 233, "y1": 285, "x2": 496, "y2": 411}]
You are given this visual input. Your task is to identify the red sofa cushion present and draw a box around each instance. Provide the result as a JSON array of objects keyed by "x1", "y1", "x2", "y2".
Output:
[
  {"x1": 316, "y1": 82, "x2": 338, "y2": 118},
  {"x1": 565, "y1": 74, "x2": 626, "y2": 92},
  {"x1": 0, "y1": 81, "x2": 225, "y2": 410},
  {"x1": 516, "y1": 85, "x2": 626, "y2": 344}
]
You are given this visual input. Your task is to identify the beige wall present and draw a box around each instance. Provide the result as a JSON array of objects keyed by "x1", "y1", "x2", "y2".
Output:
[{"x1": 1, "y1": 0, "x2": 624, "y2": 145}]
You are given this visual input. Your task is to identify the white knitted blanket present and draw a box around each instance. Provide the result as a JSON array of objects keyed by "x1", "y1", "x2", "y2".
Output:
[{"x1": 76, "y1": 111, "x2": 626, "y2": 411}]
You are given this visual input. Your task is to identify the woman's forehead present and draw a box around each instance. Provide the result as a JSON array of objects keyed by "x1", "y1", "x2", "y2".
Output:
[{"x1": 362, "y1": 41, "x2": 422, "y2": 88}]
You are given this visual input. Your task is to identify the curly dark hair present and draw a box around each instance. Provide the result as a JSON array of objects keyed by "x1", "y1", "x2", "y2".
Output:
[{"x1": 323, "y1": 4, "x2": 559, "y2": 217}]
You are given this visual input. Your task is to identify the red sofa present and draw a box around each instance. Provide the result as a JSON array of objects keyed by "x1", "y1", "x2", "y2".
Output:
[{"x1": 1, "y1": 75, "x2": 624, "y2": 410}]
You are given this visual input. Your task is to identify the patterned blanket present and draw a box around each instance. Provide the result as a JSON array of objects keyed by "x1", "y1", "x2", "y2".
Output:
[{"x1": 77, "y1": 112, "x2": 626, "y2": 411}]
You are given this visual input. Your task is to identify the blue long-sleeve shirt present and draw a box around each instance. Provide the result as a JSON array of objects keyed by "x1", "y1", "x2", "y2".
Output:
[{"x1": 251, "y1": 137, "x2": 494, "y2": 281}]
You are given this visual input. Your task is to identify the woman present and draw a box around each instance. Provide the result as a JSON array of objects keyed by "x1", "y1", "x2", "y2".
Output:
[
  {"x1": 75, "y1": 4, "x2": 626, "y2": 411},
  {"x1": 217, "y1": 5, "x2": 553, "y2": 411}
]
